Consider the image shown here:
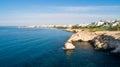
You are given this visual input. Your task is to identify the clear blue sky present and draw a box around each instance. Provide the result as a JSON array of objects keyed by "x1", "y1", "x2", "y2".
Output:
[{"x1": 0, "y1": 0, "x2": 120, "y2": 26}]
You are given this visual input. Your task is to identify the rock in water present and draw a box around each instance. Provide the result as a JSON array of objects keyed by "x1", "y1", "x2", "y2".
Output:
[{"x1": 64, "y1": 42, "x2": 75, "y2": 50}]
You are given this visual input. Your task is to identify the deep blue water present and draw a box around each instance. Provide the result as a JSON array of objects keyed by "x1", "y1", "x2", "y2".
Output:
[{"x1": 0, "y1": 26, "x2": 120, "y2": 67}]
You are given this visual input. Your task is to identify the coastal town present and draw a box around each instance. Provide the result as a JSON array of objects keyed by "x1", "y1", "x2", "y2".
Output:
[{"x1": 19, "y1": 19, "x2": 120, "y2": 30}]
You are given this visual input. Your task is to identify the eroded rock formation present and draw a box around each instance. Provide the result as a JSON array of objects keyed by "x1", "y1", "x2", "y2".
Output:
[
  {"x1": 64, "y1": 29, "x2": 120, "y2": 54},
  {"x1": 64, "y1": 42, "x2": 75, "y2": 50},
  {"x1": 93, "y1": 34, "x2": 120, "y2": 53}
]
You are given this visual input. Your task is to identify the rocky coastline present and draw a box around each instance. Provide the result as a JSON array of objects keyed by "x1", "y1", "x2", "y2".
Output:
[{"x1": 64, "y1": 29, "x2": 120, "y2": 54}]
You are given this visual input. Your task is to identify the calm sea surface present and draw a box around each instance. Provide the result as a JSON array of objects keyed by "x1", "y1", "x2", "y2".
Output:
[{"x1": 0, "y1": 26, "x2": 120, "y2": 67}]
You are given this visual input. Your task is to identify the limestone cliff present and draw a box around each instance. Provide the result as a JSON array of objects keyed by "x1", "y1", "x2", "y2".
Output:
[
  {"x1": 64, "y1": 29, "x2": 120, "y2": 54},
  {"x1": 93, "y1": 34, "x2": 120, "y2": 53}
]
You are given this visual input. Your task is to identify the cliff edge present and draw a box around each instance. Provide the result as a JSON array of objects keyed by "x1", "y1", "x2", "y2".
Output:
[{"x1": 64, "y1": 29, "x2": 120, "y2": 54}]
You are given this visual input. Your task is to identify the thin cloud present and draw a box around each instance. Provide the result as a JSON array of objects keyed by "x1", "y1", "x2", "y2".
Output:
[
  {"x1": 0, "y1": 6, "x2": 120, "y2": 25},
  {"x1": 1, "y1": 13, "x2": 119, "y2": 19},
  {"x1": 51, "y1": 6, "x2": 120, "y2": 12},
  {"x1": 0, "y1": 13, "x2": 119, "y2": 24}
]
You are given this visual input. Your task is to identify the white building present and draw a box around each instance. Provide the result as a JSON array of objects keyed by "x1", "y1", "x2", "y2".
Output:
[
  {"x1": 96, "y1": 22, "x2": 105, "y2": 26},
  {"x1": 112, "y1": 22, "x2": 120, "y2": 27}
]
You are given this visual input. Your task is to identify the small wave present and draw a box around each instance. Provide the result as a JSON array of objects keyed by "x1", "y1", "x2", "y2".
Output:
[{"x1": 62, "y1": 47, "x2": 65, "y2": 50}]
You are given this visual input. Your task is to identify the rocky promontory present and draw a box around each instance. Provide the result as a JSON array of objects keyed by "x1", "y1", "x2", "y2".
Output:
[
  {"x1": 64, "y1": 29, "x2": 120, "y2": 54},
  {"x1": 92, "y1": 34, "x2": 120, "y2": 53}
]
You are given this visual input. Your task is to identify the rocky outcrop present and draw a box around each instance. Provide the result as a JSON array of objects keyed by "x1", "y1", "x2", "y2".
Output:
[
  {"x1": 64, "y1": 30, "x2": 98, "y2": 50},
  {"x1": 67, "y1": 31, "x2": 97, "y2": 42},
  {"x1": 64, "y1": 29, "x2": 120, "y2": 54},
  {"x1": 64, "y1": 30, "x2": 97, "y2": 50},
  {"x1": 66, "y1": 29, "x2": 82, "y2": 33},
  {"x1": 93, "y1": 34, "x2": 120, "y2": 53},
  {"x1": 64, "y1": 42, "x2": 75, "y2": 50}
]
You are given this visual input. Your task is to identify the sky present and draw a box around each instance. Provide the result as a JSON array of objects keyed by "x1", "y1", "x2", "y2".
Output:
[{"x1": 0, "y1": 0, "x2": 120, "y2": 26}]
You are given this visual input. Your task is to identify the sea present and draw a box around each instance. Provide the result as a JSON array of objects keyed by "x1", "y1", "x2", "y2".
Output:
[{"x1": 0, "y1": 26, "x2": 120, "y2": 67}]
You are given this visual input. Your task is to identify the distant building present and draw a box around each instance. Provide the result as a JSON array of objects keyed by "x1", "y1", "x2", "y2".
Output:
[
  {"x1": 79, "y1": 24, "x2": 89, "y2": 27},
  {"x1": 96, "y1": 22, "x2": 105, "y2": 26},
  {"x1": 112, "y1": 22, "x2": 120, "y2": 27}
]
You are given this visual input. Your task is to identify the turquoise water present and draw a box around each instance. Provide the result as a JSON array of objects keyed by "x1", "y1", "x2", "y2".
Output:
[{"x1": 0, "y1": 26, "x2": 120, "y2": 67}]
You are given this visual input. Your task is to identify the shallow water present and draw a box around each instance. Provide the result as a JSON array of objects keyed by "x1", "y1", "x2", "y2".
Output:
[{"x1": 0, "y1": 26, "x2": 120, "y2": 67}]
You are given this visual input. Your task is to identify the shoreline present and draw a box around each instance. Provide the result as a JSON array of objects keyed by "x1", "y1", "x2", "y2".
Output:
[{"x1": 64, "y1": 29, "x2": 120, "y2": 55}]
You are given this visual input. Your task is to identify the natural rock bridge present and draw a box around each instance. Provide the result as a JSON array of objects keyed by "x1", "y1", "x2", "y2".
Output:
[{"x1": 65, "y1": 29, "x2": 120, "y2": 53}]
